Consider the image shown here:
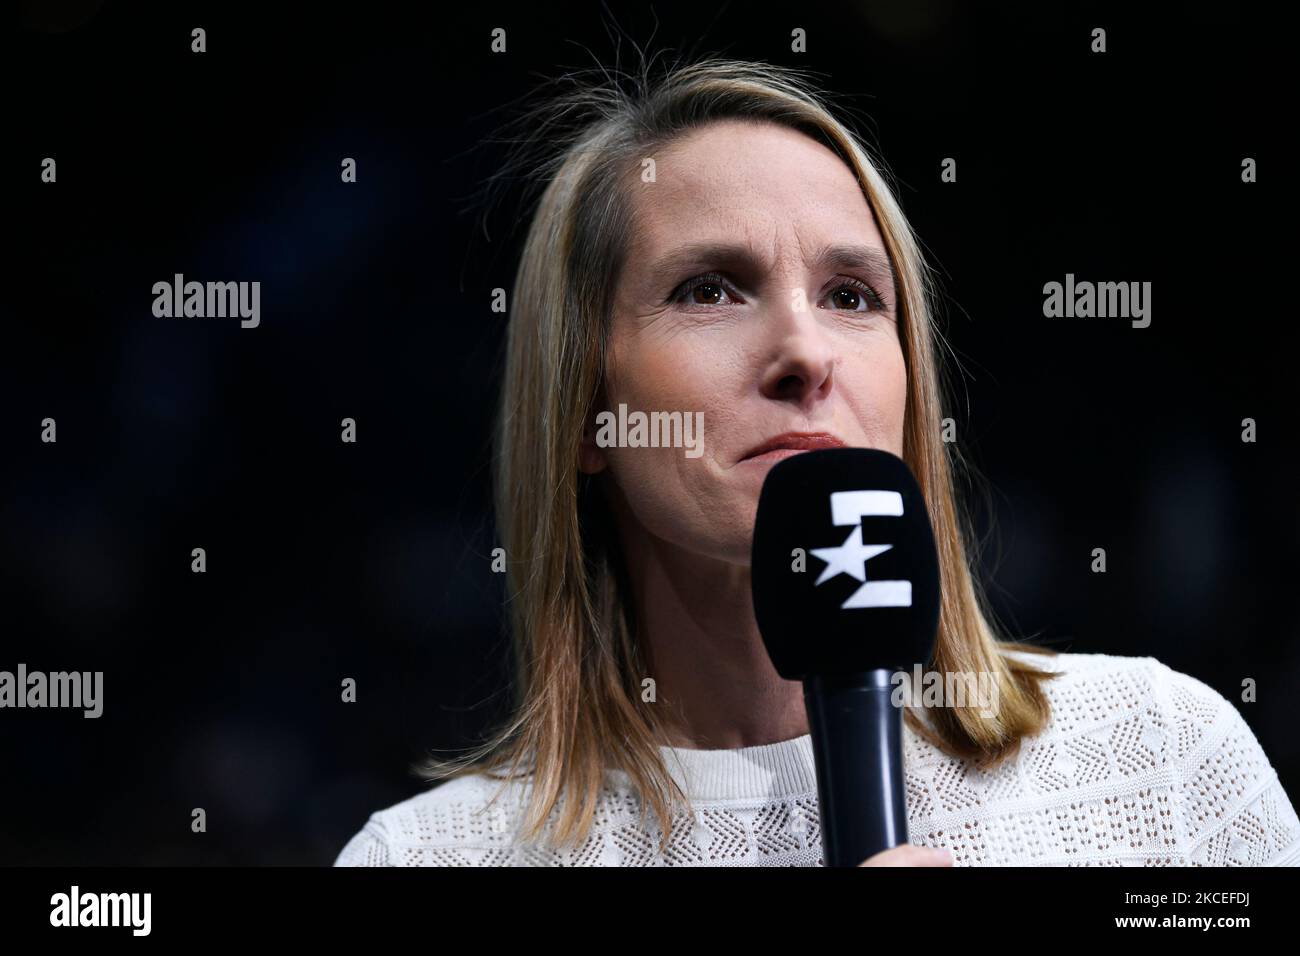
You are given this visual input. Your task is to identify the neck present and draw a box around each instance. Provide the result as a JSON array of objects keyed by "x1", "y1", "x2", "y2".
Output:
[{"x1": 614, "y1": 509, "x2": 809, "y2": 751}]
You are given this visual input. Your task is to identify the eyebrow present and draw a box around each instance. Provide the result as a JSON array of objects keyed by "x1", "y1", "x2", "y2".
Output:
[{"x1": 646, "y1": 241, "x2": 898, "y2": 293}]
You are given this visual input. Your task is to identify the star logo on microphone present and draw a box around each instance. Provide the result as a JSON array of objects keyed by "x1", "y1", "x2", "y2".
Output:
[
  {"x1": 811, "y1": 526, "x2": 892, "y2": 584},
  {"x1": 810, "y1": 490, "x2": 913, "y2": 609}
]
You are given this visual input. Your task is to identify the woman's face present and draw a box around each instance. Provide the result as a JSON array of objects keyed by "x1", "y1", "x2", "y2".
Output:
[{"x1": 582, "y1": 118, "x2": 908, "y2": 566}]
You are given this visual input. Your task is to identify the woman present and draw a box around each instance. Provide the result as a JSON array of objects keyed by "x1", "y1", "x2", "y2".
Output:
[{"x1": 336, "y1": 57, "x2": 1300, "y2": 867}]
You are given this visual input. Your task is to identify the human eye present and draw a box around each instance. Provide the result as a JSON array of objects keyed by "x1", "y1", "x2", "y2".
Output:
[
  {"x1": 823, "y1": 276, "x2": 888, "y2": 313},
  {"x1": 668, "y1": 271, "x2": 739, "y2": 307}
]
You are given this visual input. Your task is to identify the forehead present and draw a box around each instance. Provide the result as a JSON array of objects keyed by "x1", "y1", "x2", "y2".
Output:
[{"x1": 626, "y1": 118, "x2": 884, "y2": 260}]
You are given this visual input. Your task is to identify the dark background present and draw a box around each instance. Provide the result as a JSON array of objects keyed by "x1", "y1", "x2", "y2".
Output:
[{"x1": 2, "y1": 0, "x2": 1292, "y2": 864}]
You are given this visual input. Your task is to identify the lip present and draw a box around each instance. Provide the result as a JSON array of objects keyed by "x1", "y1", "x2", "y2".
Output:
[{"x1": 739, "y1": 431, "x2": 847, "y2": 463}]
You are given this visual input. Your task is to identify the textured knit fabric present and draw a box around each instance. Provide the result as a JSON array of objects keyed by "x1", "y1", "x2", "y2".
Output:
[{"x1": 334, "y1": 651, "x2": 1300, "y2": 866}]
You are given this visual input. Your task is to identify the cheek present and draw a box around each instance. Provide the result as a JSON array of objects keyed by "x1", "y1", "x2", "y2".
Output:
[
  {"x1": 841, "y1": 331, "x2": 909, "y2": 452},
  {"x1": 599, "y1": 331, "x2": 741, "y2": 542},
  {"x1": 609, "y1": 331, "x2": 729, "y2": 412},
  {"x1": 604, "y1": 327, "x2": 748, "y2": 460}
]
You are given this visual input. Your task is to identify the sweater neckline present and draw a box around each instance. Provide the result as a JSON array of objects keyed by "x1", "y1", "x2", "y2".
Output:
[{"x1": 606, "y1": 732, "x2": 820, "y2": 802}]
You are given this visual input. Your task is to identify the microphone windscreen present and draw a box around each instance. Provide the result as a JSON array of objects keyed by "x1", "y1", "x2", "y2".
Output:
[{"x1": 751, "y1": 447, "x2": 940, "y2": 679}]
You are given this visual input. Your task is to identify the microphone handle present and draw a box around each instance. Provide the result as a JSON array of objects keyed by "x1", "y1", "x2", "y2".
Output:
[{"x1": 804, "y1": 668, "x2": 909, "y2": 867}]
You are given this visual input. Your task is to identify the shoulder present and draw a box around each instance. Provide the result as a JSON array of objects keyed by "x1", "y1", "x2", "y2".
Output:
[
  {"x1": 1143, "y1": 659, "x2": 1300, "y2": 865},
  {"x1": 998, "y1": 646, "x2": 1181, "y2": 729},
  {"x1": 997, "y1": 647, "x2": 1300, "y2": 865},
  {"x1": 1000, "y1": 644, "x2": 1158, "y2": 681},
  {"x1": 1000, "y1": 646, "x2": 1218, "y2": 716},
  {"x1": 999, "y1": 645, "x2": 1258, "y2": 752},
  {"x1": 333, "y1": 771, "x2": 536, "y2": 867}
]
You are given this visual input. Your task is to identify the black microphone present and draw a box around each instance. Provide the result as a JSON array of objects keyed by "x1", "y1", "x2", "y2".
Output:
[{"x1": 751, "y1": 447, "x2": 941, "y2": 867}]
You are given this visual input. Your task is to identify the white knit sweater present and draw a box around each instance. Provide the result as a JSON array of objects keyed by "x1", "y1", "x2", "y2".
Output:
[{"x1": 334, "y1": 651, "x2": 1300, "y2": 866}]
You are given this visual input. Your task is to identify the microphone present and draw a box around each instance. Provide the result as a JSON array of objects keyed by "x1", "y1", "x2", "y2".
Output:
[{"x1": 751, "y1": 447, "x2": 941, "y2": 867}]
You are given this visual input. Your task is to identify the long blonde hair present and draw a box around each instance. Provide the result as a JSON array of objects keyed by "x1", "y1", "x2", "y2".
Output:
[{"x1": 417, "y1": 54, "x2": 1059, "y2": 852}]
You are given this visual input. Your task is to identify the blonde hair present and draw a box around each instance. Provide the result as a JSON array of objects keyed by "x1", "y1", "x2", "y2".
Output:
[{"x1": 417, "y1": 54, "x2": 1059, "y2": 852}]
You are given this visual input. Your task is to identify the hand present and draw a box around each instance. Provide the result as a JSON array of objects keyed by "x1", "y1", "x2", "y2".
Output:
[{"x1": 858, "y1": 844, "x2": 953, "y2": 866}]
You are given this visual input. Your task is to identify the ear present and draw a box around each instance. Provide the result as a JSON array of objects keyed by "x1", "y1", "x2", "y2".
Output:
[{"x1": 578, "y1": 406, "x2": 608, "y2": 475}]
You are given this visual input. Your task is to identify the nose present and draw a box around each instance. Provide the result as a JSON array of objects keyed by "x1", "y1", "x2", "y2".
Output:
[{"x1": 758, "y1": 295, "x2": 837, "y2": 408}]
